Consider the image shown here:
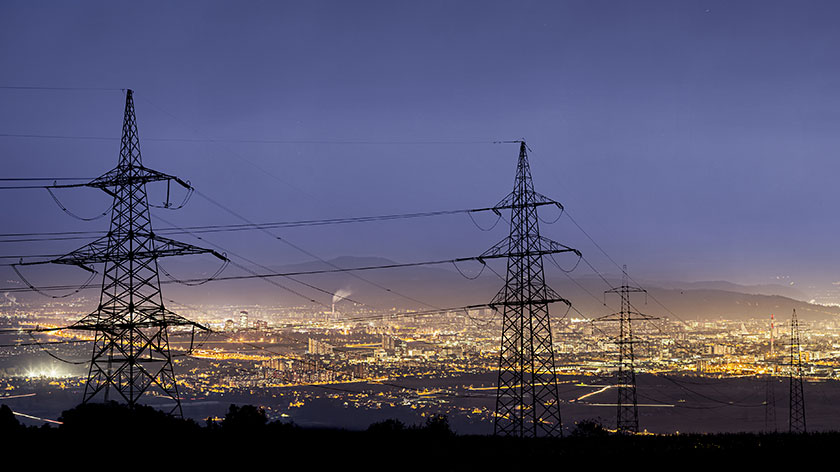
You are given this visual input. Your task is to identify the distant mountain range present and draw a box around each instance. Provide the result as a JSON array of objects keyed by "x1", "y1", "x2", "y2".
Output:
[
  {"x1": 8, "y1": 256, "x2": 840, "y2": 321},
  {"x1": 145, "y1": 256, "x2": 840, "y2": 321}
]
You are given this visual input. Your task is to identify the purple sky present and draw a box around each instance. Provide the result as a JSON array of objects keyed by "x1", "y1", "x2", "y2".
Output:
[{"x1": 2, "y1": 1, "x2": 840, "y2": 303}]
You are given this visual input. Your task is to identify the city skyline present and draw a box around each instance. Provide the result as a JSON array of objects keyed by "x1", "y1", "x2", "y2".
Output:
[{"x1": 2, "y1": 1, "x2": 840, "y2": 437}]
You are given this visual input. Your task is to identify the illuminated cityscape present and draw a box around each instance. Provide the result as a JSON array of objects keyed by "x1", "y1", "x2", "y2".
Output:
[
  {"x1": 4, "y1": 295, "x2": 840, "y2": 433},
  {"x1": 3, "y1": 2, "x2": 840, "y2": 454}
]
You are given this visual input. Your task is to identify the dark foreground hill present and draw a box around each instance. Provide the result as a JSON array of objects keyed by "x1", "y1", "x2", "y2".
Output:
[{"x1": 0, "y1": 401, "x2": 834, "y2": 464}]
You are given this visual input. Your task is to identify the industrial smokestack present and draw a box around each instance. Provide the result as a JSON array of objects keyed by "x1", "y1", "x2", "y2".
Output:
[{"x1": 332, "y1": 288, "x2": 351, "y2": 319}]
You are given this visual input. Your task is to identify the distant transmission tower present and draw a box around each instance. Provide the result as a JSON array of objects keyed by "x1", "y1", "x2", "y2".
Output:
[
  {"x1": 485, "y1": 141, "x2": 579, "y2": 438},
  {"x1": 26, "y1": 90, "x2": 224, "y2": 415},
  {"x1": 597, "y1": 265, "x2": 654, "y2": 434},
  {"x1": 789, "y1": 309, "x2": 806, "y2": 433}
]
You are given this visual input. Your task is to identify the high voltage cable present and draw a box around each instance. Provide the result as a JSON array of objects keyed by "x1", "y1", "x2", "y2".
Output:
[
  {"x1": 0, "y1": 204, "x2": 537, "y2": 242},
  {"x1": 0, "y1": 86, "x2": 123, "y2": 91},
  {"x1": 154, "y1": 213, "x2": 367, "y2": 310},
  {"x1": 565, "y1": 209, "x2": 694, "y2": 330},
  {"x1": 578, "y1": 251, "x2": 710, "y2": 359},
  {"x1": 0, "y1": 132, "x2": 497, "y2": 145},
  {"x1": 0, "y1": 92, "x2": 507, "y2": 317},
  {"x1": 191, "y1": 188, "x2": 451, "y2": 312},
  {"x1": 559, "y1": 212, "x2": 766, "y2": 406},
  {"x1": 0, "y1": 339, "x2": 88, "y2": 348},
  {"x1": 0, "y1": 254, "x2": 510, "y2": 294},
  {"x1": 0, "y1": 177, "x2": 91, "y2": 181},
  {"x1": 2, "y1": 86, "x2": 758, "y2": 410},
  {"x1": 0, "y1": 253, "x2": 66, "y2": 260},
  {"x1": 577, "y1": 251, "x2": 711, "y2": 358}
]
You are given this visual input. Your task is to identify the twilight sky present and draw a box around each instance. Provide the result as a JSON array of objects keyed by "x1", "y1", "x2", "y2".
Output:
[{"x1": 2, "y1": 1, "x2": 840, "y2": 303}]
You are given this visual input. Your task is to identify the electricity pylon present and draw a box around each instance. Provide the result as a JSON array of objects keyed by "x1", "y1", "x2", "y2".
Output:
[
  {"x1": 789, "y1": 309, "x2": 806, "y2": 433},
  {"x1": 597, "y1": 265, "x2": 655, "y2": 434},
  {"x1": 485, "y1": 141, "x2": 580, "y2": 438},
  {"x1": 26, "y1": 89, "x2": 224, "y2": 415}
]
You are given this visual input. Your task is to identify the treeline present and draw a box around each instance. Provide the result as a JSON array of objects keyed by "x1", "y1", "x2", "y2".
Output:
[{"x1": 0, "y1": 402, "x2": 834, "y2": 463}]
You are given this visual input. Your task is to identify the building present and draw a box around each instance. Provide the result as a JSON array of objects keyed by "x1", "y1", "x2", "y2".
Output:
[{"x1": 308, "y1": 338, "x2": 334, "y2": 355}]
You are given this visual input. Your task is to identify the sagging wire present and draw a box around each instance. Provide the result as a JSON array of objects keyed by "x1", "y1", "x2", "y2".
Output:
[
  {"x1": 655, "y1": 374, "x2": 765, "y2": 408},
  {"x1": 152, "y1": 213, "x2": 332, "y2": 308},
  {"x1": 27, "y1": 331, "x2": 88, "y2": 365},
  {"x1": 557, "y1": 302, "x2": 574, "y2": 321},
  {"x1": 192, "y1": 188, "x2": 446, "y2": 313},
  {"x1": 547, "y1": 249, "x2": 583, "y2": 273},
  {"x1": 0, "y1": 339, "x2": 87, "y2": 348},
  {"x1": 158, "y1": 256, "x2": 230, "y2": 286},
  {"x1": 464, "y1": 305, "x2": 499, "y2": 328},
  {"x1": 537, "y1": 204, "x2": 565, "y2": 225},
  {"x1": 149, "y1": 184, "x2": 194, "y2": 210},
  {"x1": 45, "y1": 187, "x2": 113, "y2": 221},
  {"x1": 467, "y1": 209, "x2": 502, "y2": 232},
  {"x1": 451, "y1": 258, "x2": 487, "y2": 280},
  {"x1": 11, "y1": 263, "x2": 97, "y2": 299}
]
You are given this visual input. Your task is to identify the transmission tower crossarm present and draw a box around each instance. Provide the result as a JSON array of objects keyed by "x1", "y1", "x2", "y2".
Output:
[
  {"x1": 18, "y1": 233, "x2": 225, "y2": 267},
  {"x1": 478, "y1": 199, "x2": 561, "y2": 217},
  {"x1": 595, "y1": 311, "x2": 657, "y2": 322},
  {"x1": 50, "y1": 165, "x2": 190, "y2": 196},
  {"x1": 489, "y1": 296, "x2": 571, "y2": 309},
  {"x1": 147, "y1": 234, "x2": 227, "y2": 260},
  {"x1": 480, "y1": 235, "x2": 580, "y2": 259},
  {"x1": 491, "y1": 189, "x2": 562, "y2": 213},
  {"x1": 605, "y1": 284, "x2": 646, "y2": 295},
  {"x1": 69, "y1": 308, "x2": 209, "y2": 332}
]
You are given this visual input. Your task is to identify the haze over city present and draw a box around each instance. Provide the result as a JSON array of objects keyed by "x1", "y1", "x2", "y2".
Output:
[{"x1": 2, "y1": 0, "x2": 840, "y2": 449}]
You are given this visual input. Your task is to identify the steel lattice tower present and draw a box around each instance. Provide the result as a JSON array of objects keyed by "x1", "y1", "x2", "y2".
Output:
[
  {"x1": 597, "y1": 265, "x2": 654, "y2": 434},
  {"x1": 484, "y1": 141, "x2": 579, "y2": 438},
  {"x1": 789, "y1": 309, "x2": 806, "y2": 433},
  {"x1": 30, "y1": 90, "x2": 223, "y2": 415}
]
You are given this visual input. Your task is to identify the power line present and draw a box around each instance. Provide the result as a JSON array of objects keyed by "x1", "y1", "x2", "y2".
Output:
[
  {"x1": 191, "y1": 188, "x2": 451, "y2": 312},
  {"x1": 0, "y1": 203, "x2": 550, "y2": 242},
  {"x1": 154, "y1": 213, "x2": 363, "y2": 310},
  {"x1": 0, "y1": 252, "x2": 544, "y2": 294},
  {"x1": 0, "y1": 86, "x2": 123, "y2": 91},
  {"x1": 565, "y1": 209, "x2": 695, "y2": 330},
  {"x1": 0, "y1": 177, "x2": 92, "y2": 181},
  {"x1": 0, "y1": 132, "x2": 498, "y2": 145},
  {"x1": 557, "y1": 212, "x2": 768, "y2": 408}
]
